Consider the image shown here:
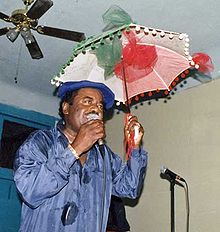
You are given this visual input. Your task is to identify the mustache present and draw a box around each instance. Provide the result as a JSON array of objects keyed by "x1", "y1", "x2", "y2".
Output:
[{"x1": 86, "y1": 113, "x2": 102, "y2": 121}]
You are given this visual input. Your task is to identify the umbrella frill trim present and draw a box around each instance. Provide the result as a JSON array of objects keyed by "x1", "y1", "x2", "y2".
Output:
[{"x1": 114, "y1": 67, "x2": 197, "y2": 111}]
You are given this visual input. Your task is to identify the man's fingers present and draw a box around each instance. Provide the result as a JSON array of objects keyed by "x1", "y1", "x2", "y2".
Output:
[
  {"x1": 81, "y1": 120, "x2": 105, "y2": 140},
  {"x1": 83, "y1": 120, "x2": 104, "y2": 130}
]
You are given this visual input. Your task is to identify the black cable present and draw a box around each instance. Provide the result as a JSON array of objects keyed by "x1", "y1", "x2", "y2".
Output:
[
  {"x1": 175, "y1": 179, "x2": 190, "y2": 232},
  {"x1": 99, "y1": 144, "x2": 106, "y2": 232},
  {"x1": 183, "y1": 181, "x2": 190, "y2": 232}
]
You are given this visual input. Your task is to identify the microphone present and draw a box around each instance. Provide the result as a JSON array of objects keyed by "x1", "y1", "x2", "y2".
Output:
[
  {"x1": 160, "y1": 166, "x2": 185, "y2": 182},
  {"x1": 86, "y1": 113, "x2": 104, "y2": 146}
]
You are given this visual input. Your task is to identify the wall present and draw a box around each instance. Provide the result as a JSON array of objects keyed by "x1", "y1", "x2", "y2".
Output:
[
  {"x1": 1, "y1": 76, "x2": 220, "y2": 231},
  {"x1": 105, "y1": 78, "x2": 220, "y2": 232},
  {"x1": 0, "y1": 80, "x2": 59, "y2": 117}
]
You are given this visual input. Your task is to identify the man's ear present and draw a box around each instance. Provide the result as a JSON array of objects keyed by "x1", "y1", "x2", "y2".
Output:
[{"x1": 62, "y1": 102, "x2": 69, "y2": 115}]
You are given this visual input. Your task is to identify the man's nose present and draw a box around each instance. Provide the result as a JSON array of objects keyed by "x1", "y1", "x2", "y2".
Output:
[
  {"x1": 89, "y1": 104, "x2": 102, "y2": 114},
  {"x1": 90, "y1": 104, "x2": 98, "y2": 111}
]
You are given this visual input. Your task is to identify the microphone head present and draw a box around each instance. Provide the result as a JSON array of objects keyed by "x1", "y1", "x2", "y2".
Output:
[
  {"x1": 160, "y1": 166, "x2": 167, "y2": 175},
  {"x1": 86, "y1": 113, "x2": 104, "y2": 147}
]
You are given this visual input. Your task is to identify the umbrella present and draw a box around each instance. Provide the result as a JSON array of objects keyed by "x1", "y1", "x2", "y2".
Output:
[
  {"x1": 51, "y1": 6, "x2": 197, "y2": 112},
  {"x1": 51, "y1": 6, "x2": 202, "y2": 158}
]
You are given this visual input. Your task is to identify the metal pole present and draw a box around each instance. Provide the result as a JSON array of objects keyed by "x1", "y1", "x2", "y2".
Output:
[{"x1": 170, "y1": 180, "x2": 175, "y2": 232}]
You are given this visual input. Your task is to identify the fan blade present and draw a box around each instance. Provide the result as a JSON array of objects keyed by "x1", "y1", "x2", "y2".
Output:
[
  {"x1": 26, "y1": 38, "x2": 43, "y2": 59},
  {"x1": 21, "y1": 30, "x2": 43, "y2": 59},
  {"x1": 37, "y1": 26, "x2": 86, "y2": 42},
  {"x1": 27, "y1": 0, "x2": 53, "y2": 20},
  {"x1": 0, "y1": 27, "x2": 9, "y2": 36},
  {"x1": 0, "y1": 12, "x2": 10, "y2": 21}
]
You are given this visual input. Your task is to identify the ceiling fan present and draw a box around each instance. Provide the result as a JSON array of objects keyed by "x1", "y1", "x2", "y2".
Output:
[{"x1": 0, "y1": 0, "x2": 86, "y2": 59}]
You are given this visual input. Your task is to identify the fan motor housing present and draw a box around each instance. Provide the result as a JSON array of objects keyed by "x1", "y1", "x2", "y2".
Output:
[
  {"x1": 11, "y1": 9, "x2": 37, "y2": 28},
  {"x1": 11, "y1": 9, "x2": 27, "y2": 21}
]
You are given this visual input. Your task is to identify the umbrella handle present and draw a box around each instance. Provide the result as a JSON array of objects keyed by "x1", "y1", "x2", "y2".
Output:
[{"x1": 124, "y1": 113, "x2": 135, "y2": 160}]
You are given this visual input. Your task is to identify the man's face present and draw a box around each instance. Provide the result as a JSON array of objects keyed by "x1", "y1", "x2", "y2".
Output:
[{"x1": 63, "y1": 88, "x2": 104, "y2": 133}]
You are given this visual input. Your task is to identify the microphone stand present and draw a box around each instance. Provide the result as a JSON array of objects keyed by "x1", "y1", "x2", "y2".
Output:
[{"x1": 170, "y1": 179, "x2": 175, "y2": 232}]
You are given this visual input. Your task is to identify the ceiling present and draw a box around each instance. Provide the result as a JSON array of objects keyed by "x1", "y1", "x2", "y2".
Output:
[{"x1": 1, "y1": 0, "x2": 220, "y2": 99}]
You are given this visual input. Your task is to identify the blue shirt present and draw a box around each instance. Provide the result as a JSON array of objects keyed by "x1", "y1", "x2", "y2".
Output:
[{"x1": 14, "y1": 127, "x2": 148, "y2": 232}]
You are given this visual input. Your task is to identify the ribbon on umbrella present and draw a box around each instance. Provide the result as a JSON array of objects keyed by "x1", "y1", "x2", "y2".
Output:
[
  {"x1": 192, "y1": 52, "x2": 214, "y2": 74},
  {"x1": 92, "y1": 36, "x2": 122, "y2": 78},
  {"x1": 102, "y1": 5, "x2": 134, "y2": 31},
  {"x1": 114, "y1": 30, "x2": 158, "y2": 83}
]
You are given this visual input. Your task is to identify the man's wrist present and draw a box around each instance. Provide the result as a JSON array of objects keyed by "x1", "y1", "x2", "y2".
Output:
[
  {"x1": 68, "y1": 144, "x2": 80, "y2": 159},
  {"x1": 133, "y1": 144, "x2": 141, "y2": 149}
]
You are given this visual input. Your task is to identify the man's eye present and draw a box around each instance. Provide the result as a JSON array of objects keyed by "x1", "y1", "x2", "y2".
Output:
[
  {"x1": 98, "y1": 104, "x2": 103, "y2": 110},
  {"x1": 83, "y1": 99, "x2": 92, "y2": 104}
]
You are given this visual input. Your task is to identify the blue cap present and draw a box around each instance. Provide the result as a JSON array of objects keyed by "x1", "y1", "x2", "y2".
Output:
[{"x1": 58, "y1": 80, "x2": 115, "y2": 110}]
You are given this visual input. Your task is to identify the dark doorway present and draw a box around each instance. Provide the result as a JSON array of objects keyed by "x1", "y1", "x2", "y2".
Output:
[{"x1": 0, "y1": 120, "x2": 37, "y2": 169}]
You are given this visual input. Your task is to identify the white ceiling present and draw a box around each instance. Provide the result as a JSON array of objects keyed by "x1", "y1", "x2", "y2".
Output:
[{"x1": 1, "y1": 0, "x2": 220, "y2": 98}]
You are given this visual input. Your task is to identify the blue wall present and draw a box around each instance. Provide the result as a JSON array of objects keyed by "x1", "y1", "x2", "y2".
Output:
[{"x1": 0, "y1": 168, "x2": 21, "y2": 232}]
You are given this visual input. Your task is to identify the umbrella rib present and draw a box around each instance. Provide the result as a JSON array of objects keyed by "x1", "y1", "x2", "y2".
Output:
[
  {"x1": 153, "y1": 68, "x2": 169, "y2": 89},
  {"x1": 122, "y1": 60, "x2": 130, "y2": 113}
]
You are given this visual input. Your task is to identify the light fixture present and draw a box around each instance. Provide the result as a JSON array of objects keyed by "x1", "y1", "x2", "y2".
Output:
[
  {"x1": 20, "y1": 27, "x2": 34, "y2": 44},
  {"x1": 20, "y1": 27, "x2": 43, "y2": 59},
  {"x1": 6, "y1": 28, "x2": 20, "y2": 42}
]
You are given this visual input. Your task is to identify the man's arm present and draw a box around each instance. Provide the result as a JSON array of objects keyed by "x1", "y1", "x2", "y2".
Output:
[
  {"x1": 110, "y1": 114, "x2": 148, "y2": 198},
  {"x1": 13, "y1": 130, "x2": 77, "y2": 208},
  {"x1": 110, "y1": 146, "x2": 148, "y2": 199}
]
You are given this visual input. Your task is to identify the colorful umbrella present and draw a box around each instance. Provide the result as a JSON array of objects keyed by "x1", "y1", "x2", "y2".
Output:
[
  {"x1": 51, "y1": 6, "x2": 197, "y2": 112},
  {"x1": 51, "y1": 6, "x2": 203, "y2": 157}
]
